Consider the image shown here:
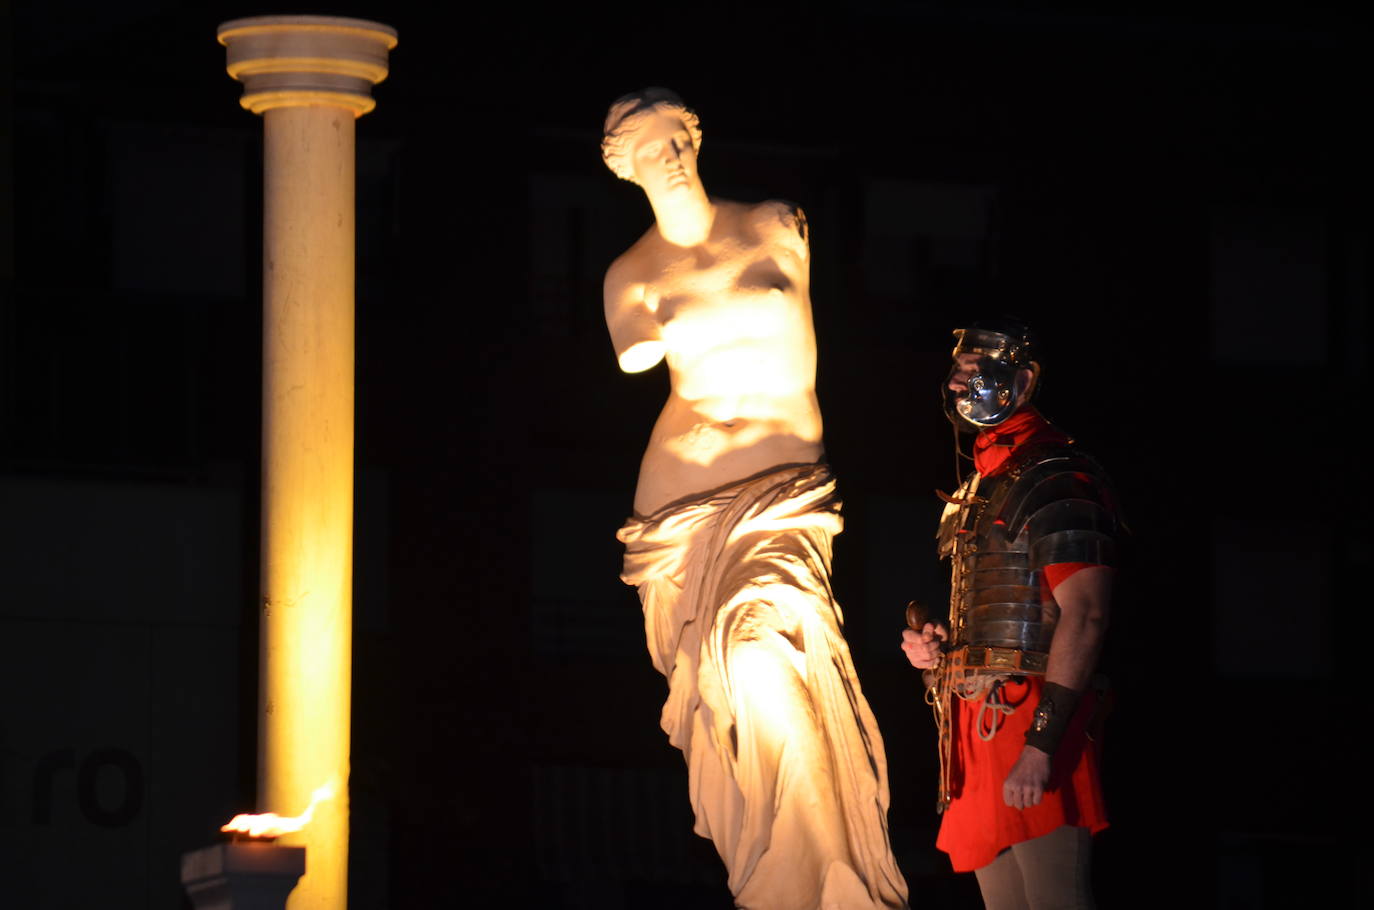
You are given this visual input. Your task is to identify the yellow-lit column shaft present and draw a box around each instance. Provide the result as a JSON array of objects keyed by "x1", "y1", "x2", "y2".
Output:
[
  {"x1": 218, "y1": 16, "x2": 396, "y2": 910},
  {"x1": 259, "y1": 101, "x2": 355, "y2": 910}
]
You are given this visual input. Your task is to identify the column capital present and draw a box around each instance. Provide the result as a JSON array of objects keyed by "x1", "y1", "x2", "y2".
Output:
[{"x1": 218, "y1": 15, "x2": 397, "y2": 117}]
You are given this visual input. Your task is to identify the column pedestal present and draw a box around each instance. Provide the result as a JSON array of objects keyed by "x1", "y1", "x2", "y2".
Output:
[
  {"x1": 217, "y1": 16, "x2": 396, "y2": 910},
  {"x1": 182, "y1": 843, "x2": 306, "y2": 910}
]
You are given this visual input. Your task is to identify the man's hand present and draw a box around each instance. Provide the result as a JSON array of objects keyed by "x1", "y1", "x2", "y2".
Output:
[
  {"x1": 900, "y1": 622, "x2": 949, "y2": 670},
  {"x1": 1003, "y1": 745, "x2": 1052, "y2": 809}
]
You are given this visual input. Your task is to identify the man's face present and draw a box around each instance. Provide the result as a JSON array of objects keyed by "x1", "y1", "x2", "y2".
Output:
[{"x1": 631, "y1": 113, "x2": 698, "y2": 197}]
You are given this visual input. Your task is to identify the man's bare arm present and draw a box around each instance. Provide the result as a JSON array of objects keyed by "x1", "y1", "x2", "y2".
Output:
[
  {"x1": 1044, "y1": 566, "x2": 1113, "y2": 692},
  {"x1": 1004, "y1": 566, "x2": 1112, "y2": 809}
]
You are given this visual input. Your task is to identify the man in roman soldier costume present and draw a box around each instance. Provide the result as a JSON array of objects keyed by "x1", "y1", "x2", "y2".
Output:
[{"x1": 901, "y1": 319, "x2": 1119, "y2": 909}]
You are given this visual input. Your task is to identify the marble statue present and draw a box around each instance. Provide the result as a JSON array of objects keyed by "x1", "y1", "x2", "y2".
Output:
[{"x1": 603, "y1": 88, "x2": 909, "y2": 910}]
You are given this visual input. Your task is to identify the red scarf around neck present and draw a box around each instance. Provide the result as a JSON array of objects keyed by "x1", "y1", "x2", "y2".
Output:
[{"x1": 972, "y1": 407, "x2": 1071, "y2": 477}]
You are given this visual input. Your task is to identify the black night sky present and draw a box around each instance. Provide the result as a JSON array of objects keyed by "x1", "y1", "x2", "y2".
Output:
[{"x1": 1, "y1": 2, "x2": 1366, "y2": 907}]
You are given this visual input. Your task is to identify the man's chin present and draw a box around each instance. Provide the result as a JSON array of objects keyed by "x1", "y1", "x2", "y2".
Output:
[{"x1": 949, "y1": 415, "x2": 982, "y2": 435}]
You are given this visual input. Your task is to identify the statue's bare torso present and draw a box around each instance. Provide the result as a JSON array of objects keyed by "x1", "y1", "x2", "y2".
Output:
[
  {"x1": 601, "y1": 93, "x2": 909, "y2": 908},
  {"x1": 605, "y1": 198, "x2": 823, "y2": 515}
]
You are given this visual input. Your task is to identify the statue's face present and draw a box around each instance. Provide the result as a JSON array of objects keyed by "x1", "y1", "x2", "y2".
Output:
[{"x1": 631, "y1": 112, "x2": 699, "y2": 197}]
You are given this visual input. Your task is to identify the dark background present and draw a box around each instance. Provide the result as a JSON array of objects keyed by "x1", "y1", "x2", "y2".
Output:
[{"x1": 1, "y1": 2, "x2": 1366, "y2": 907}]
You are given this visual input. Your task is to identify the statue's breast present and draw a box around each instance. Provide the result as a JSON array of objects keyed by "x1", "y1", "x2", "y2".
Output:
[{"x1": 659, "y1": 247, "x2": 803, "y2": 342}]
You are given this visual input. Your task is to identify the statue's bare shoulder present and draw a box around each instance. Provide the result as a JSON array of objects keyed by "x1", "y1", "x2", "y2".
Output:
[
  {"x1": 604, "y1": 248, "x2": 632, "y2": 297},
  {"x1": 605, "y1": 233, "x2": 652, "y2": 293},
  {"x1": 746, "y1": 199, "x2": 809, "y2": 262},
  {"x1": 603, "y1": 230, "x2": 663, "y2": 321}
]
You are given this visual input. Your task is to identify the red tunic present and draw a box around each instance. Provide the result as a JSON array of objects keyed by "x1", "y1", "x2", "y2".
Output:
[
  {"x1": 935, "y1": 409, "x2": 1111, "y2": 872},
  {"x1": 935, "y1": 675, "x2": 1109, "y2": 871}
]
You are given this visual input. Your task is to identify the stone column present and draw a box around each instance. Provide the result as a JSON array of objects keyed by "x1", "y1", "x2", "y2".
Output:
[{"x1": 217, "y1": 16, "x2": 396, "y2": 910}]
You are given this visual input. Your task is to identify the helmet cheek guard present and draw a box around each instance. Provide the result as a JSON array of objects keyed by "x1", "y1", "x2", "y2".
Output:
[{"x1": 944, "y1": 358, "x2": 1026, "y2": 428}]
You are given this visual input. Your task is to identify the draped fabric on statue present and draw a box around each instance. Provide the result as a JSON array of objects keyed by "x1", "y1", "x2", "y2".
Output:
[{"x1": 619, "y1": 463, "x2": 909, "y2": 910}]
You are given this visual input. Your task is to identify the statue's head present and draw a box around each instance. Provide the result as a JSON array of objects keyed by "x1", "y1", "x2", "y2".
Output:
[{"x1": 601, "y1": 88, "x2": 703, "y2": 185}]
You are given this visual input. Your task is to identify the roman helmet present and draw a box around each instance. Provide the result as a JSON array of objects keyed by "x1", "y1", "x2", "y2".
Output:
[{"x1": 943, "y1": 318, "x2": 1040, "y2": 430}]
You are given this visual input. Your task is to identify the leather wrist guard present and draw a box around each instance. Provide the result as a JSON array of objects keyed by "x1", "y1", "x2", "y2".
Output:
[{"x1": 1024, "y1": 682, "x2": 1081, "y2": 756}]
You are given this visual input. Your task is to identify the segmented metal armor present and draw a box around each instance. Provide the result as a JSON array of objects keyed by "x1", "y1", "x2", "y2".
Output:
[
  {"x1": 926, "y1": 440, "x2": 1119, "y2": 809},
  {"x1": 939, "y1": 441, "x2": 1118, "y2": 670}
]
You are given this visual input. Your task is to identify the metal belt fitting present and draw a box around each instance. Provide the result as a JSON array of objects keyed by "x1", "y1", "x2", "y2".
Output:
[{"x1": 958, "y1": 644, "x2": 1047, "y2": 676}]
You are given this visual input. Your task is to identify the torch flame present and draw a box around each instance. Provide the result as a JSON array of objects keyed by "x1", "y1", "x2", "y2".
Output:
[{"x1": 221, "y1": 779, "x2": 338, "y2": 839}]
